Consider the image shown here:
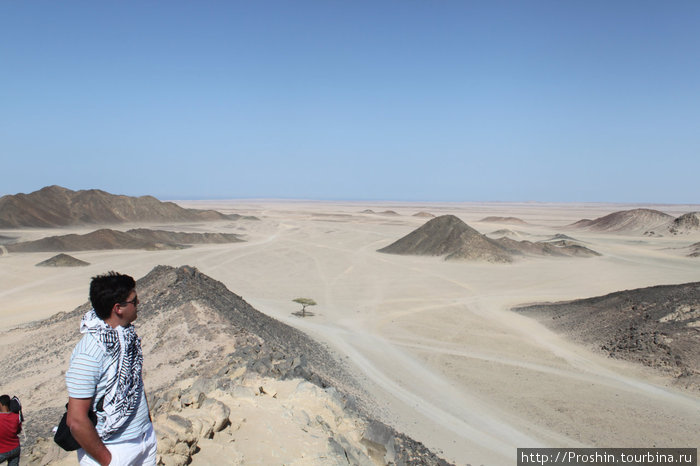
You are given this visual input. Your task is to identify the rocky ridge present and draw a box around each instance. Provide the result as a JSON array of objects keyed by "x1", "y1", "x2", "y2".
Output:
[
  {"x1": 514, "y1": 282, "x2": 700, "y2": 392},
  {"x1": 0, "y1": 185, "x2": 239, "y2": 228},
  {"x1": 1, "y1": 266, "x2": 449, "y2": 465}
]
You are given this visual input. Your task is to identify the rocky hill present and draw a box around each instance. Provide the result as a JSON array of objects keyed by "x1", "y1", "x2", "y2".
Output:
[
  {"x1": 668, "y1": 212, "x2": 700, "y2": 235},
  {"x1": 495, "y1": 237, "x2": 600, "y2": 258},
  {"x1": 689, "y1": 243, "x2": 700, "y2": 258},
  {"x1": 514, "y1": 282, "x2": 700, "y2": 392},
  {"x1": 35, "y1": 253, "x2": 89, "y2": 267},
  {"x1": 378, "y1": 215, "x2": 513, "y2": 262},
  {"x1": 5, "y1": 229, "x2": 243, "y2": 253},
  {"x1": 479, "y1": 216, "x2": 528, "y2": 225},
  {"x1": 568, "y1": 208, "x2": 673, "y2": 234},
  {"x1": 0, "y1": 186, "x2": 237, "y2": 228},
  {"x1": 379, "y1": 215, "x2": 599, "y2": 262},
  {"x1": 1, "y1": 266, "x2": 449, "y2": 465}
]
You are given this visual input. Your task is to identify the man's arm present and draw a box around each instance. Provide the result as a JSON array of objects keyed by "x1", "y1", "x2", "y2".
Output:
[{"x1": 66, "y1": 397, "x2": 111, "y2": 466}]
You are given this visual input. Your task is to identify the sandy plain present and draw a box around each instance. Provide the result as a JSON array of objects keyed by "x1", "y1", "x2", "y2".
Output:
[{"x1": 1, "y1": 200, "x2": 699, "y2": 465}]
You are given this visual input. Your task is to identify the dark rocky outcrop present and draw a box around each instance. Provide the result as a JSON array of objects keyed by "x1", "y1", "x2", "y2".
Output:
[
  {"x1": 514, "y1": 282, "x2": 700, "y2": 391},
  {"x1": 0, "y1": 185, "x2": 240, "y2": 228}
]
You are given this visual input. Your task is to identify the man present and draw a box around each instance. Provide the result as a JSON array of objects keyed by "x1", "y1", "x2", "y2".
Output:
[
  {"x1": 65, "y1": 272, "x2": 156, "y2": 466},
  {"x1": 0, "y1": 395, "x2": 21, "y2": 466}
]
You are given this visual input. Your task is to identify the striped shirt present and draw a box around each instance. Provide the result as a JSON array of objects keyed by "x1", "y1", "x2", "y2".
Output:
[{"x1": 65, "y1": 333, "x2": 151, "y2": 444}]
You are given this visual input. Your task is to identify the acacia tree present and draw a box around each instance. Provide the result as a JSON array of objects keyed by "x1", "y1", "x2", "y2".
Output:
[{"x1": 292, "y1": 297, "x2": 316, "y2": 317}]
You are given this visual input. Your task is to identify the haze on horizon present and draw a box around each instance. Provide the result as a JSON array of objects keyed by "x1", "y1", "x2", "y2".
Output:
[{"x1": 1, "y1": 1, "x2": 699, "y2": 204}]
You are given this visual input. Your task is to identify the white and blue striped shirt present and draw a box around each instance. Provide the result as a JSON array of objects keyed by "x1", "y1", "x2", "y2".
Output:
[{"x1": 65, "y1": 333, "x2": 151, "y2": 444}]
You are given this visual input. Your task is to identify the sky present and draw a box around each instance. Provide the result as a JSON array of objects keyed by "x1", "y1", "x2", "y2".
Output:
[{"x1": 1, "y1": 1, "x2": 699, "y2": 203}]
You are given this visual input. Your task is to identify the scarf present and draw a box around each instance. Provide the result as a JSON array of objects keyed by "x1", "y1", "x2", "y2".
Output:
[{"x1": 80, "y1": 309, "x2": 143, "y2": 440}]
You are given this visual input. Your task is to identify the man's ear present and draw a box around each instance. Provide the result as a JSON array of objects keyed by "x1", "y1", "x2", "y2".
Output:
[{"x1": 111, "y1": 302, "x2": 122, "y2": 318}]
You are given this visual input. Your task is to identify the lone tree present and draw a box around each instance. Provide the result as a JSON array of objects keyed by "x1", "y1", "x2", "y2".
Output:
[{"x1": 292, "y1": 297, "x2": 317, "y2": 317}]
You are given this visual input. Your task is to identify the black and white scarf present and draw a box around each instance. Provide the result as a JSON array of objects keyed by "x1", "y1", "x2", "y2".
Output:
[{"x1": 80, "y1": 309, "x2": 143, "y2": 440}]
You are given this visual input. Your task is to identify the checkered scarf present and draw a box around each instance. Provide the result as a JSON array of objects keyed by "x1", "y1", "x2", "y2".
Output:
[{"x1": 80, "y1": 309, "x2": 143, "y2": 440}]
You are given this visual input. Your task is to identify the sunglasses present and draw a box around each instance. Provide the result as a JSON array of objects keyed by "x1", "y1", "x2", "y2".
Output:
[{"x1": 119, "y1": 295, "x2": 139, "y2": 307}]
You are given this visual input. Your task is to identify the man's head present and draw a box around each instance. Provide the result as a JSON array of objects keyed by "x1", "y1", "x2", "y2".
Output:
[
  {"x1": 90, "y1": 272, "x2": 137, "y2": 321},
  {"x1": 0, "y1": 395, "x2": 10, "y2": 412}
]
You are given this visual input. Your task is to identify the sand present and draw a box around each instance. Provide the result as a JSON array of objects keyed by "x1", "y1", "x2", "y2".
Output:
[{"x1": 1, "y1": 201, "x2": 699, "y2": 465}]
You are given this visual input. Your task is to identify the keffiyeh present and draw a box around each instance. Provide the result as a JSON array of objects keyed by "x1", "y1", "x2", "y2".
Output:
[{"x1": 80, "y1": 309, "x2": 143, "y2": 440}]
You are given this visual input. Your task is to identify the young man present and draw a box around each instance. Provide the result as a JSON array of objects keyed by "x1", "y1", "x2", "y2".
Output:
[
  {"x1": 65, "y1": 272, "x2": 156, "y2": 466},
  {"x1": 0, "y1": 395, "x2": 21, "y2": 466}
]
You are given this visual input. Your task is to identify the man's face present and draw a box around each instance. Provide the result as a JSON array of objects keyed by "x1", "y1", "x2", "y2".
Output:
[{"x1": 118, "y1": 289, "x2": 139, "y2": 324}]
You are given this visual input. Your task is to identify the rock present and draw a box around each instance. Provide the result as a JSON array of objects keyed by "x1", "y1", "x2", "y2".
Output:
[
  {"x1": 200, "y1": 398, "x2": 231, "y2": 432},
  {"x1": 181, "y1": 390, "x2": 206, "y2": 409},
  {"x1": 361, "y1": 420, "x2": 396, "y2": 464},
  {"x1": 189, "y1": 377, "x2": 217, "y2": 394}
]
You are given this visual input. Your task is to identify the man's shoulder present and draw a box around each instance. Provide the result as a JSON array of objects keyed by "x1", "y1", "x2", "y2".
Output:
[{"x1": 72, "y1": 333, "x2": 106, "y2": 359}]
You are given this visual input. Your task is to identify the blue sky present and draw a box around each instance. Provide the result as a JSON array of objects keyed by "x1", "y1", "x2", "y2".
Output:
[{"x1": 1, "y1": 1, "x2": 698, "y2": 202}]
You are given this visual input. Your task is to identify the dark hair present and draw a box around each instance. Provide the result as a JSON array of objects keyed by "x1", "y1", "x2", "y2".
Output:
[
  {"x1": 90, "y1": 272, "x2": 136, "y2": 320},
  {"x1": 0, "y1": 395, "x2": 9, "y2": 408}
]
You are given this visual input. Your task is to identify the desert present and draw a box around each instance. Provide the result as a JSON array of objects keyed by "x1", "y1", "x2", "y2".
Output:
[{"x1": 1, "y1": 189, "x2": 699, "y2": 465}]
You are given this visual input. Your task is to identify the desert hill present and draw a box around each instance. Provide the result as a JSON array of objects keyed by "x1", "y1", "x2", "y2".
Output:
[
  {"x1": 541, "y1": 234, "x2": 579, "y2": 242},
  {"x1": 668, "y1": 212, "x2": 700, "y2": 235},
  {"x1": 5, "y1": 228, "x2": 243, "y2": 253},
  {"x1": 0, "y1": 185, "x2": 238, "y2": 228},
  {"x1": 36, "y1": 253, "x2": 89, "y2": 267},
  {"x1": 479, "y1": 216, "x2": 528, "y2": 225},
  {"x1": 378, "y1": 215, "x2": 513, "y2": 263},
  {"x1": 413, "y1": 211, "x2": 435, "y2": 218},
  {"x1": 2, "y1": 266, "x2": 448, "y2": 465},
  {"x1": 487, "y1": 229, "x2": 527, "y2": 238},
  {"x1": 379, "y1": 215, "x2": 599, "y2": 262},
  {"x1": 0, "y1": 234, "x2": 16, "y2": 244},
  {"x1": 495, "y1": 237, "x2": 600, "y2": 258},
  {"x1": 689, "y1": 242, "x2": 700, "y2": 258},
  {"x1": 568, "y1": 208, "x2": 673, "y2": 233},
  {"x1": 514, "y1": 282, "x2": 700, "y2": 391}
]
